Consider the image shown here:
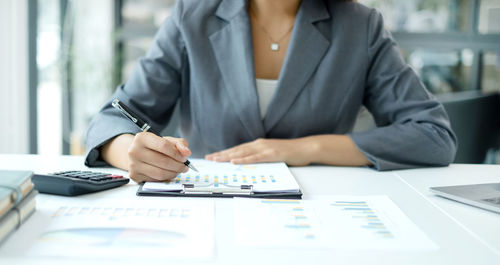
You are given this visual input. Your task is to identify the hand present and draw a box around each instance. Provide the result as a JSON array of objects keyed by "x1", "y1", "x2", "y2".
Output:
[
  {"x1": 127, "y1": 132, "x2": 191, "y2": 183},
  {"x1": 205, "y1": 138, "x2": 313, "y2": 166}
]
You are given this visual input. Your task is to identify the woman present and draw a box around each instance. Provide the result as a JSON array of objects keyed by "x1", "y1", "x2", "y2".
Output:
[{"x1": 85, "y1": 0, "x2": 457, "y2": 183}]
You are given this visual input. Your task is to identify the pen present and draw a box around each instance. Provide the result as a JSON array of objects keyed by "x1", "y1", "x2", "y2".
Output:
[{"x1": 111, "y1": 99, "x2": 199, "y2": 172}]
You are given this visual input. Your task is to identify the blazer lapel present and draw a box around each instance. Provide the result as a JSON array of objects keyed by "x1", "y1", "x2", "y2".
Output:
[
  {"x1": 263, "y1": 0, "x2": 331, "y2": 133},
  {"x1": 209, "y1": 0, "x2": 265, "y2": 140}
]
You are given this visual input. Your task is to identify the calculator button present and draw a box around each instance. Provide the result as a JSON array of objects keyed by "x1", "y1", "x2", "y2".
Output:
[
  {"x1": 111, "y1": 175, "x2": 123, "y2": 179},
  {"x1": 90, "y1": 174, "x2": 108, "y2": 178}
]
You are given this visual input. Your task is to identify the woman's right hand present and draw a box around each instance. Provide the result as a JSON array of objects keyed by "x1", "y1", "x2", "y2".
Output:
[
  {"x1": 102, "y1": 132, "x2": 191, "y2": 183},
  {"x1": 128, "y1": 132, "x2": 191, "y2": 183}
]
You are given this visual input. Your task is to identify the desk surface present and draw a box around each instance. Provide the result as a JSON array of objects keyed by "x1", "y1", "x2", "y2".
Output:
[{"x1": 0, "y1": 154, "x2": 499, "y2": 265}]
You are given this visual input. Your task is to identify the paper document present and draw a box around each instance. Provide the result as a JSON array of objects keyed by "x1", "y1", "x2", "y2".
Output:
[
  {"x1": 235, "y1": 198, "x2": 329, "y2": 249},
  {"x1": 143, "y1": 159, "x2": 300, "y2": 193},
  {"x1": 25, "y1": 199, "x2": 214, "y2": 260},
  {"x1": 234, "y1": 196, "x2": 438, "y2": 251}
]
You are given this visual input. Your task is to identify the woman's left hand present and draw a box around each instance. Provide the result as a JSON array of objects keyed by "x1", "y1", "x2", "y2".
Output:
[{"x1": 205, "y1": 138, "x2": 313, "y2": 166}]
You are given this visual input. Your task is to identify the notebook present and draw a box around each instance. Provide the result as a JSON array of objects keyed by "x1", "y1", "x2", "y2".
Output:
[
  {"x1": 0, "y1": 170, "x2": 34, "y2": 217},
  {"x1": 0, "y1": 190, "x2": 37, "y2": 243}
]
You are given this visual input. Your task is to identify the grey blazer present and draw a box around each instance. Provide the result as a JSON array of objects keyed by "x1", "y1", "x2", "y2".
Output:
[{"x1": 85, "y1": 0, "x2": 457, "y2": 171}]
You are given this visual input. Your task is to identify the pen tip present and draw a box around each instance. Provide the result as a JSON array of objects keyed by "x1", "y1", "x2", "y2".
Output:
[{"x1": 190, "y1": 165, "x2": 199, "y2": 172}]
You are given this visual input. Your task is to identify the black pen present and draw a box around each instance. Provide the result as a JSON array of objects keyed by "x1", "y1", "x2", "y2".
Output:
[{"x1": 111, "y1": 99, "x2": 199, "y2": 172}]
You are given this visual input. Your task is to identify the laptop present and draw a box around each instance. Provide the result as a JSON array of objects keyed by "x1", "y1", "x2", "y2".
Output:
[{"x1": 430, "y1": 183, "x2": 500, "y2": 214}]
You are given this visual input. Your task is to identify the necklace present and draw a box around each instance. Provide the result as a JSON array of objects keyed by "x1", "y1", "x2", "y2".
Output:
[{"x1": 250, "y1": 9, "x2": 294, "y2": 52}]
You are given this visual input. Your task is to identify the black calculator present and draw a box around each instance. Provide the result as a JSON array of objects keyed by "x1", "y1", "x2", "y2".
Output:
[{"x1": 32, "y1": 171, "x2": 129, "y2": 196}]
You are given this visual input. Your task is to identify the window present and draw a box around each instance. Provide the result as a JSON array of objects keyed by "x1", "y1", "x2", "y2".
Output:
[
  {"x1": 0, "y1": 0, "x2": 30, "y2": 154},
  {"x1": 67, "y1": 0, "x2": 115, "y2": 155},
  {"x1": 359, "y1": 0, "x2": 471, "y2": 33},
  {"x1": 360, "y1": 0, "x2": 500, "y2": 94},
  {"x1": 37, "y1": 0, "x2": 62, "y2": 155},
  {"x1": 119, "y1": 0, "x2": 176, "y2": 82},
  {"x1": 35, "y1": 0, "x2": 116, "y2": 155},
  {"x1": 479, "y1": 0, "x2": 500, "y2": 34},
  {"x1": 402, "y1": 49, "x2": 473, "y2": 94},
  {"x1": 482, "y1": 52, "x2": 500, "y2": 93}
]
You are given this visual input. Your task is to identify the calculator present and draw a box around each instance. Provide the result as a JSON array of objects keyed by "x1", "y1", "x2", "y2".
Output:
[{"x1": 32, "y1": 171, "x2": 129, "y2": 196}]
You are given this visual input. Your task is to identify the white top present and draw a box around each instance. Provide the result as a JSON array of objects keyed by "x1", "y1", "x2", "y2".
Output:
[{"x1": 256, "y1": 78, "x2": 278, "y2": 119}]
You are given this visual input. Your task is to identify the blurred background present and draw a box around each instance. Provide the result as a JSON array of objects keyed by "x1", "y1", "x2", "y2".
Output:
[{"x1": 0, "y1": 0, "x2": 499, "y2": 163}]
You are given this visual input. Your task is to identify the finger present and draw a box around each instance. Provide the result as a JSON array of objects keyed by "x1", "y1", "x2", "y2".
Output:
[
  {"x1": 210, "y1": 143, "x2": 246, "y2": 157},
  {"x1": 164, "y1": 137, "x2": 189, "y2": 148},
  {"x1": 163, "y1": 136, "x2": 192, "y2": 158},
  {"x1": 208, "y1": 151, "x2": 233, "y2": 162},
  {"x1": 215, "y1": 144, "x2": 260, "y2": 162},
  {"x1": 137, "y1": 148, "x2": 188, "y2": 173},
  {"x1": 213, "y1": 149, "x2": 246, "y2": 162},
  {"x1": 175, "y1": 142, "x2": 192, "y2": 157},
  {"x1": 231, "y1": 154, "x2": 267, "y2": 164},
  {"x1": 131, "y1": 161, "x2": 180, "y2": 181},
  {"x1": 205, "y1": 150, "x2": 224, "y2": 160},
  {"x1": 206, "y1": 140, "x2": 257, "y2": 161},
  {"x1": 179, "y1": 138, "x2": 189, "y2": 147},
  {"x1": 163, "y1": 136, "x2": 191, "y2": 156},
  {"x1": 137, "y1": 132, "x2": 185, "y2": 162}
]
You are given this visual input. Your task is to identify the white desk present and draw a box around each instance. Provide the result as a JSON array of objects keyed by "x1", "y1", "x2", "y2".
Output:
[{"x1": 0, "y1": 154, "x2": 499, "y2": 265}]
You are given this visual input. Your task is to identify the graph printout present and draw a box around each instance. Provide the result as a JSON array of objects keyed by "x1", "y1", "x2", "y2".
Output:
[
  {"x1": 234, "y1": 196, "x2": 438, "y2": 251},
  {"x1": 26, "y1": 199, "x2": 214, "y2": 260},
  {"x1": 234, "y1": 198, "x2": 329, "y2": 249},
  {"x1": 142, "y1": 159, "x2": 300, "y2": 193}
]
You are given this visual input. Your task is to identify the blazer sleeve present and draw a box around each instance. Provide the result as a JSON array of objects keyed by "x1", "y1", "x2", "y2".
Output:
[
  {"x1": 84, "y1": 1, "x2": 186, "y2": 167},
  {"x1": 349, "y1": 9, "x2": 457, "y2": 171}
]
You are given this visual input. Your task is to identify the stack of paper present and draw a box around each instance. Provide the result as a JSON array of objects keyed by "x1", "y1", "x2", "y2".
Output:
[{"x1": 0, "y1": 170, "x2": 37, "y2": 244}]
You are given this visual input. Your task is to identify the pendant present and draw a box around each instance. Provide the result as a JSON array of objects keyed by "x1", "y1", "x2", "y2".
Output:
[{"x1": 270, "y1": 43, "x2": 279, "y2": 51}]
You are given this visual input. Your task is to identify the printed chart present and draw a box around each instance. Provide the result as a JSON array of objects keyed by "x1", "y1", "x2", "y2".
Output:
[
  {"x1": 329, "y1": 200, "x2": 395, "y2": 239},
  {"x1": 234, "y1": 199, "x2": 328, "y2": 248},
  {"x1": 143, "y1": 159, "x2": 300, "y2": 193},
  {"x1": 27, "y1": 199, "x2": 214, "y2": 260},
  {"x1": 234, "y1": 196, "x2": 438, "y2": 251},
  {"x1": 322, "y1": 196, "x2": 439, "y2": 250}
]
